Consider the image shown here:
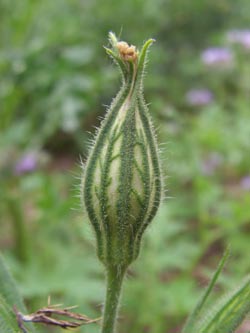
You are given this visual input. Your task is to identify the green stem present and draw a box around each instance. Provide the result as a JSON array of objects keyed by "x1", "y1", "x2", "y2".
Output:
[
  {"x1": 101, "y1": 265, "x2": 127, "y2": 333},
  {"x1": 6, "y1": 195, "x2": 30, "y2": 263}
]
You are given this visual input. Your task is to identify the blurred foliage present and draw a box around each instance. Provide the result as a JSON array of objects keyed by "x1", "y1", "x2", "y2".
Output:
[{"x1": 1, "y1": 0, "x2": 250, "y2": 332}]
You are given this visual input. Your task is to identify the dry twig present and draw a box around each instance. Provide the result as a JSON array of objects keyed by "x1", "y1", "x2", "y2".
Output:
[{"x1": 13, "y1": 300, "x2": 101, "y2": 332}]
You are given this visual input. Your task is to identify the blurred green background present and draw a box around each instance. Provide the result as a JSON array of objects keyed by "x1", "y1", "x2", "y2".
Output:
[{"x1": 1, "y1": 0, "x2": 250, "y2": 332}]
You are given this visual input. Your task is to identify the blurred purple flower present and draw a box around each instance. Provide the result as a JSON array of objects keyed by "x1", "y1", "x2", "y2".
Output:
[
  {"x1": 240, "y1": 176, "x2": 250, "y2": 191},
  {"x1": 227, "y1": 29, "x2": 250, "y2": 50},
  {"x1": 201, "y1": 47, "x2": 233, "y2": 66},
  {"x1": 200, "y1": 152, "x2": 223, "y2": 176},
  {"x1": 14, "y1": 153, "x2": 37, "y2": 175},
  {"x1": 186, "y1": 89, "x2": 213, "y2": 106}
]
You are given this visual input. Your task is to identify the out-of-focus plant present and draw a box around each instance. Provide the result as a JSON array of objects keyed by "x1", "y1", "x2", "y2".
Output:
[{"x1": 1, "y1": 32, "x2": 250, "y2": 333}]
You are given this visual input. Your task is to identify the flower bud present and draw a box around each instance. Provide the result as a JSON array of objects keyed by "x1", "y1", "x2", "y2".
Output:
[{"x1": 82, "y1": 33, "x2": 162, "y2": 268}]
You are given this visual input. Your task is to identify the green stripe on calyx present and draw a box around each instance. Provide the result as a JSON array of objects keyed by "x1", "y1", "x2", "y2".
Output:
[{"x1": 83, "y1": 32, "x2": 162, "y2": 268}]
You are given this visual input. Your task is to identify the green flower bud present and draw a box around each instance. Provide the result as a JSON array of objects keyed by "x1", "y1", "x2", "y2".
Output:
[{"x1": 82, "y1": 33, "x2": 162, "y2": 268}]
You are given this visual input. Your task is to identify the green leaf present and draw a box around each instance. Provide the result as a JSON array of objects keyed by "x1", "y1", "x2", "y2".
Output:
[
  {"x1": 182, "y1": 248, "x2": 230, "y2": 333},
  {"x1": 0, "y1": 254, "x2": 26, "y2": 312},
  {"x1": 0, "y1": 295, "x2": 20, "y2": 333},
  {"x1": 197, "y1": 275, "x2": 250, "y2": 333},
  {"x1": 0, "y1": 254, "x2": 36, "y2": 332}
]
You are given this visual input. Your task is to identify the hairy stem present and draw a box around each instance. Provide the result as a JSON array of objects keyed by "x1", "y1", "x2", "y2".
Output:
[{"x1": 101, "y1": 265, "x2": 127, "y2": 333}]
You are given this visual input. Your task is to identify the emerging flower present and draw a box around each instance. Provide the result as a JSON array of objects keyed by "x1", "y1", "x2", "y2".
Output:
[
  {"x1": 240, "y1": 175, "x2": 250, "y2": 191},
  {"x1": 201, "y1": 47, "x2": 233, "y2": 66},
  {"x1": 14, "y1": 152, "x2": 37, "y2": 175},
  {"x1": 116, "y1": 41, "x2": 138, "y2": 62},
  {"x1": 227, "y1": 29, "x2": 250, "y2": 50},
  {"x1": 186, "y1": 89, "x2": 213, "y2": 107}
]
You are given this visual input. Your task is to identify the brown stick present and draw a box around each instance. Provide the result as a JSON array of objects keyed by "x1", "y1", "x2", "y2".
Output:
[{"x1": 13, "y1": 303, "x2": 101, "y2": 332}]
